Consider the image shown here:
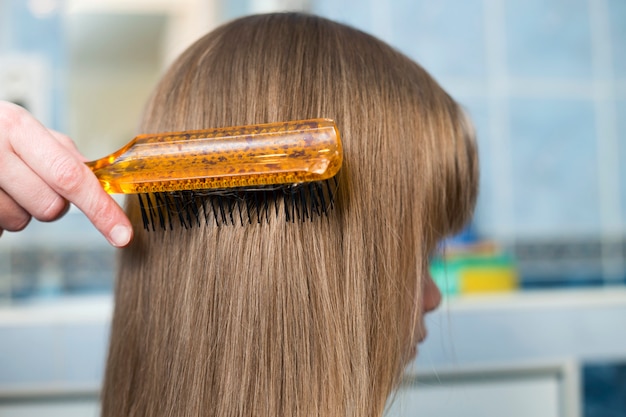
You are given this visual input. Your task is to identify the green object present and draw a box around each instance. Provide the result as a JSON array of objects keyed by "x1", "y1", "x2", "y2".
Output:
[
  {"x1": 430, "y1": 258, "x2": 460, "y2": 296},
  {"x1": 430, "y1": 252, "x2": 517, "y2": 296}
]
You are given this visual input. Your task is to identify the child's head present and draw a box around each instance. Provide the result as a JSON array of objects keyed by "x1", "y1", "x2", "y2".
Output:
[{"x1": 103, "y1": 13, "x2": 478, "y2": 417}]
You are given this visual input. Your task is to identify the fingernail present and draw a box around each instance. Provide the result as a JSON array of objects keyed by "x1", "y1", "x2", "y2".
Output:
[{"x1": 110, "y1": 224, "x2": 132, "y2": 247}]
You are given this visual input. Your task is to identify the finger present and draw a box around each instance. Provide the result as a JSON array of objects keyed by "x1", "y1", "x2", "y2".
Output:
[
  {"x1": 1, "y1": 102, "x2": 133, "y2": 247},
  {"x1": 42, "y1": 153, "x2": 132, "y2": 247},
  {"x1": 0, "y1": 153, "x2": 70, "y2": 222},
  {"x1": 0, "y1": 187, "x2": 32, "y2": 232}
]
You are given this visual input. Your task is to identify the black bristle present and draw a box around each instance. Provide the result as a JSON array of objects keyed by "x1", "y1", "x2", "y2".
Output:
[
  {"x1": 209, "y1": 196, "x2": 220, "y2": 226},
  {"x1": 293, "y1": 188, "x2": 302, "y2": 222},
  {"x1": 309, "y1": 183, "x2": 320, "y2": 218},
  {"x1": 188, "y1": 192, "x2": 201, "y2": 227},
  {"x1": 173, "y1": 193, "x2": 188, "y2": 229},
  {"x1": 146, "y1": 194, "x2": 157, "y2": 232},
  {"x1": 137, "y1": 177, "x2": 338, "y2": 231},
  {"x1": 263, "y1": 191, "x2": 270, "y2": 224},
  {"x1": 245, "y1": 195, "x2": 253, "y2": 224},
  {"x1": 314, "y1": 183, "x2": 324, "y2": 216},
  {"x1": 325, "y1": 179, "x2": 335, "y2": 210},
  {"x1": 289, "y1": 189, "x2": 296, "y2": 223},
  {"x1": 285, "y1": 189, "x2": 296, "y2": 223},
  {"x1": 236, "y1": 196, "x2": 244, "y2": 226},
  {"x1": 200, "y1": 196, "x2": 210, "y2": 227},
  {"x1": 163, "y1": 193, "x2": 175, "y2": 230},
  {"x1": 283, "y1": 191, "x2": 290, "y2": 223},
  {"x1": 227, "y1": 197, "x2": 235, "y2": 226},
  {"x1": 217, "y1": 196, "x2": 227, "y2": 226},
  {"x1": 137, "y1": 194, "x2": 150, "y2": 230},
  {"x1": 153, "y1": 193, "x2": 167, "y2": 230},
  {"x1": 300, "y1": 186, "x2": 309, "y2": 221},
  {"x1": 273, "y1": 189, "x2": 280, "y2": 219},
  {"x1": 254, "y1": 192, "x2": 261, "y2": 224},
  {"x1": 180, "y1": 191, "x2": 194, "y2": 228}
]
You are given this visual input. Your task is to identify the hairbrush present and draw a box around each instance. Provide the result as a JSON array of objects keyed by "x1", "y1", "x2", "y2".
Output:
[{"x1": 85, "y1": 119, "x2": 342, "y2": 230}]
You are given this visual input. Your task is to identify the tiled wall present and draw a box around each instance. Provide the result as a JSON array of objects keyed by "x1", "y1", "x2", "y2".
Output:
[
  {"x1": 313, "y1": 0, "x2": 626, "y2": 285},
  {"x1": 0, "y1": 0, "x2": 66, "y2": 130},
  {"x1": 1, "y1": 0, "x2": 626, "y2": 299},
  {"x1": 0, "y1": 211, "x2": 116, "y2": 302},
  {"x1": 0, "y1": 0, "x2": 95, "y2": 303}
]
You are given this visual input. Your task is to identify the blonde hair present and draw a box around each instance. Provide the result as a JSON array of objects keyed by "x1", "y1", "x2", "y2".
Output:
[{"x1": 102, "y1": 13, "x2": 478, "y2": 417}]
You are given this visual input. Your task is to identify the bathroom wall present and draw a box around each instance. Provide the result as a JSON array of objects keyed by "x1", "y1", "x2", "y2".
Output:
[
  {"x1": 0, "y1": 0, "x2": 625, "y2": 296},
  {"x1": 0, "y1": 0, "x2": 217, "y2": 302},
  {"x1": 311, "y1": 0, "x2": 626, "y2": 287},
  {"x1": 0, "y1": 0, "x2": 65, "y2": 129}
]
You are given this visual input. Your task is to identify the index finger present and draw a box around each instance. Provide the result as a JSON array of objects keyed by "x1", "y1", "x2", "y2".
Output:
[{"x1": 2, "y1": 102, "x2": 133, "y2": 247}]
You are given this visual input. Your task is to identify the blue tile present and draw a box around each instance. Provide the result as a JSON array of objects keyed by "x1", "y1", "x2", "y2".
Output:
[
  {"x1": 0, "y1": 2, "x2": 11, "y2": 51},
  {"x1": 5, "y1": 0, "x2": 66, "y2": 130},
  {"x1": 607, "y1": 0, "x2": 626, "y2": 79},
  {"x1": 312, "y1": 0, "x2": 378, "y2": 37},
  {"x1": 221, "y1": 0, "x2": 250, "y2": 20},
  {"x1": 0, "y1": 252, "x2": 9, "y2": 300},
  {"x1": 617, "y1": 100, "x2": 626, "y2": 231},
  {"x1": 505, "y1": 0, "x2": 593, "y2": 80},
  {"x1": 509, "y1": 98, "x2": 600, "y2": 237},
  {"x1": 313, "y1": 0, "x2": 487, "y2": 79},
  {"x1": 0, "y1": 325, "x2": 60, "y2": 384},
  {"x1": 389, "y1": 0, "x2": 487, "y2": 79},
  {"x1": 455, "y1": 98, "x2": 493, "y2": 235}
]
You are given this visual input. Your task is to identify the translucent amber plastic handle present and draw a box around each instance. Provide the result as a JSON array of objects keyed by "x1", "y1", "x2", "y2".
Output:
[{"x1": 85, "y1": 119, "x2": 342, "y2": 194}]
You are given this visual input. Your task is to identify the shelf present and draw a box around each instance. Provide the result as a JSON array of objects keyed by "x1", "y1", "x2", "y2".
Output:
[{"x1": 442, "y1": 287, "x2": 626, "y2": 311}]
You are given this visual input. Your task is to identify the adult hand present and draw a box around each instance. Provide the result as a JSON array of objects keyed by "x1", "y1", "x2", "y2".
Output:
[{"x1": 0, "y1": 101, "x2": 133, "y2": 247}]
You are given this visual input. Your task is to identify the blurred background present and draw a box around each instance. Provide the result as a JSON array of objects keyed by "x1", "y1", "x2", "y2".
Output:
[{"x1": 0, "y1": 0, "x2": 625, "y2": 416}]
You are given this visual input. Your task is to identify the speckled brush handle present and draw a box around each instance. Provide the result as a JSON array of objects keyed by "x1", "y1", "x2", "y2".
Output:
[{"x1": 85, "y1": 119, "x2": 342, "y2": 194}]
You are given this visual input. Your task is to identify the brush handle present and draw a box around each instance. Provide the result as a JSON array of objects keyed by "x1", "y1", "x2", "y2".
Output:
[{"x1": 85, "y1": 119, "x2": 342, "y2": 194}]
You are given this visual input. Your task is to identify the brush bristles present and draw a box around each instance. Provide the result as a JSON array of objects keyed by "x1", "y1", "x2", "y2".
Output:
[{"x1": 137, "y1": 179, "x2": 338, "y2": 231}]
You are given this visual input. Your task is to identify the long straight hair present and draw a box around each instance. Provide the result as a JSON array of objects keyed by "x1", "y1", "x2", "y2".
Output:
[{"x1": 102, "y1": 13, "x2": 478, "y2": 417}]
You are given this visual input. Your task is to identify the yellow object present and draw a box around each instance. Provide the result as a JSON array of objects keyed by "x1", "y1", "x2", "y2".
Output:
[
  {"x1": 85, "y1": 119, "x2": 342, "y2": 194},
  {"x1": 460, "y1": 266, "x2": 518, "y2": 293},
  {"x1": 431, "y1": 249, "x2": 519, "y2": 296}
]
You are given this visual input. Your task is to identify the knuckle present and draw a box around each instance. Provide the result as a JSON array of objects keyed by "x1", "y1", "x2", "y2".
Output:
[
  {"x1": 88, "y1": 198, "x2": 115, "y2": 226},
  {"x1": 0, "y1": 192, "x2": 31, "y2": 231},
  {"x1": 80, "y1": 197, "x2": 115, "y2": 233},
  {"x1": 49, "y1": 155, "x2": 85, "y2": 195},
  {"x1": 10, "y1": 215, "x2": 31, "y2": 232},
  {"x1": 2, "y1": 212, "x2": 31, "y2": 232},
  {"x1": 37, "y1": 195, "x2": 69, "y2": 222}
]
